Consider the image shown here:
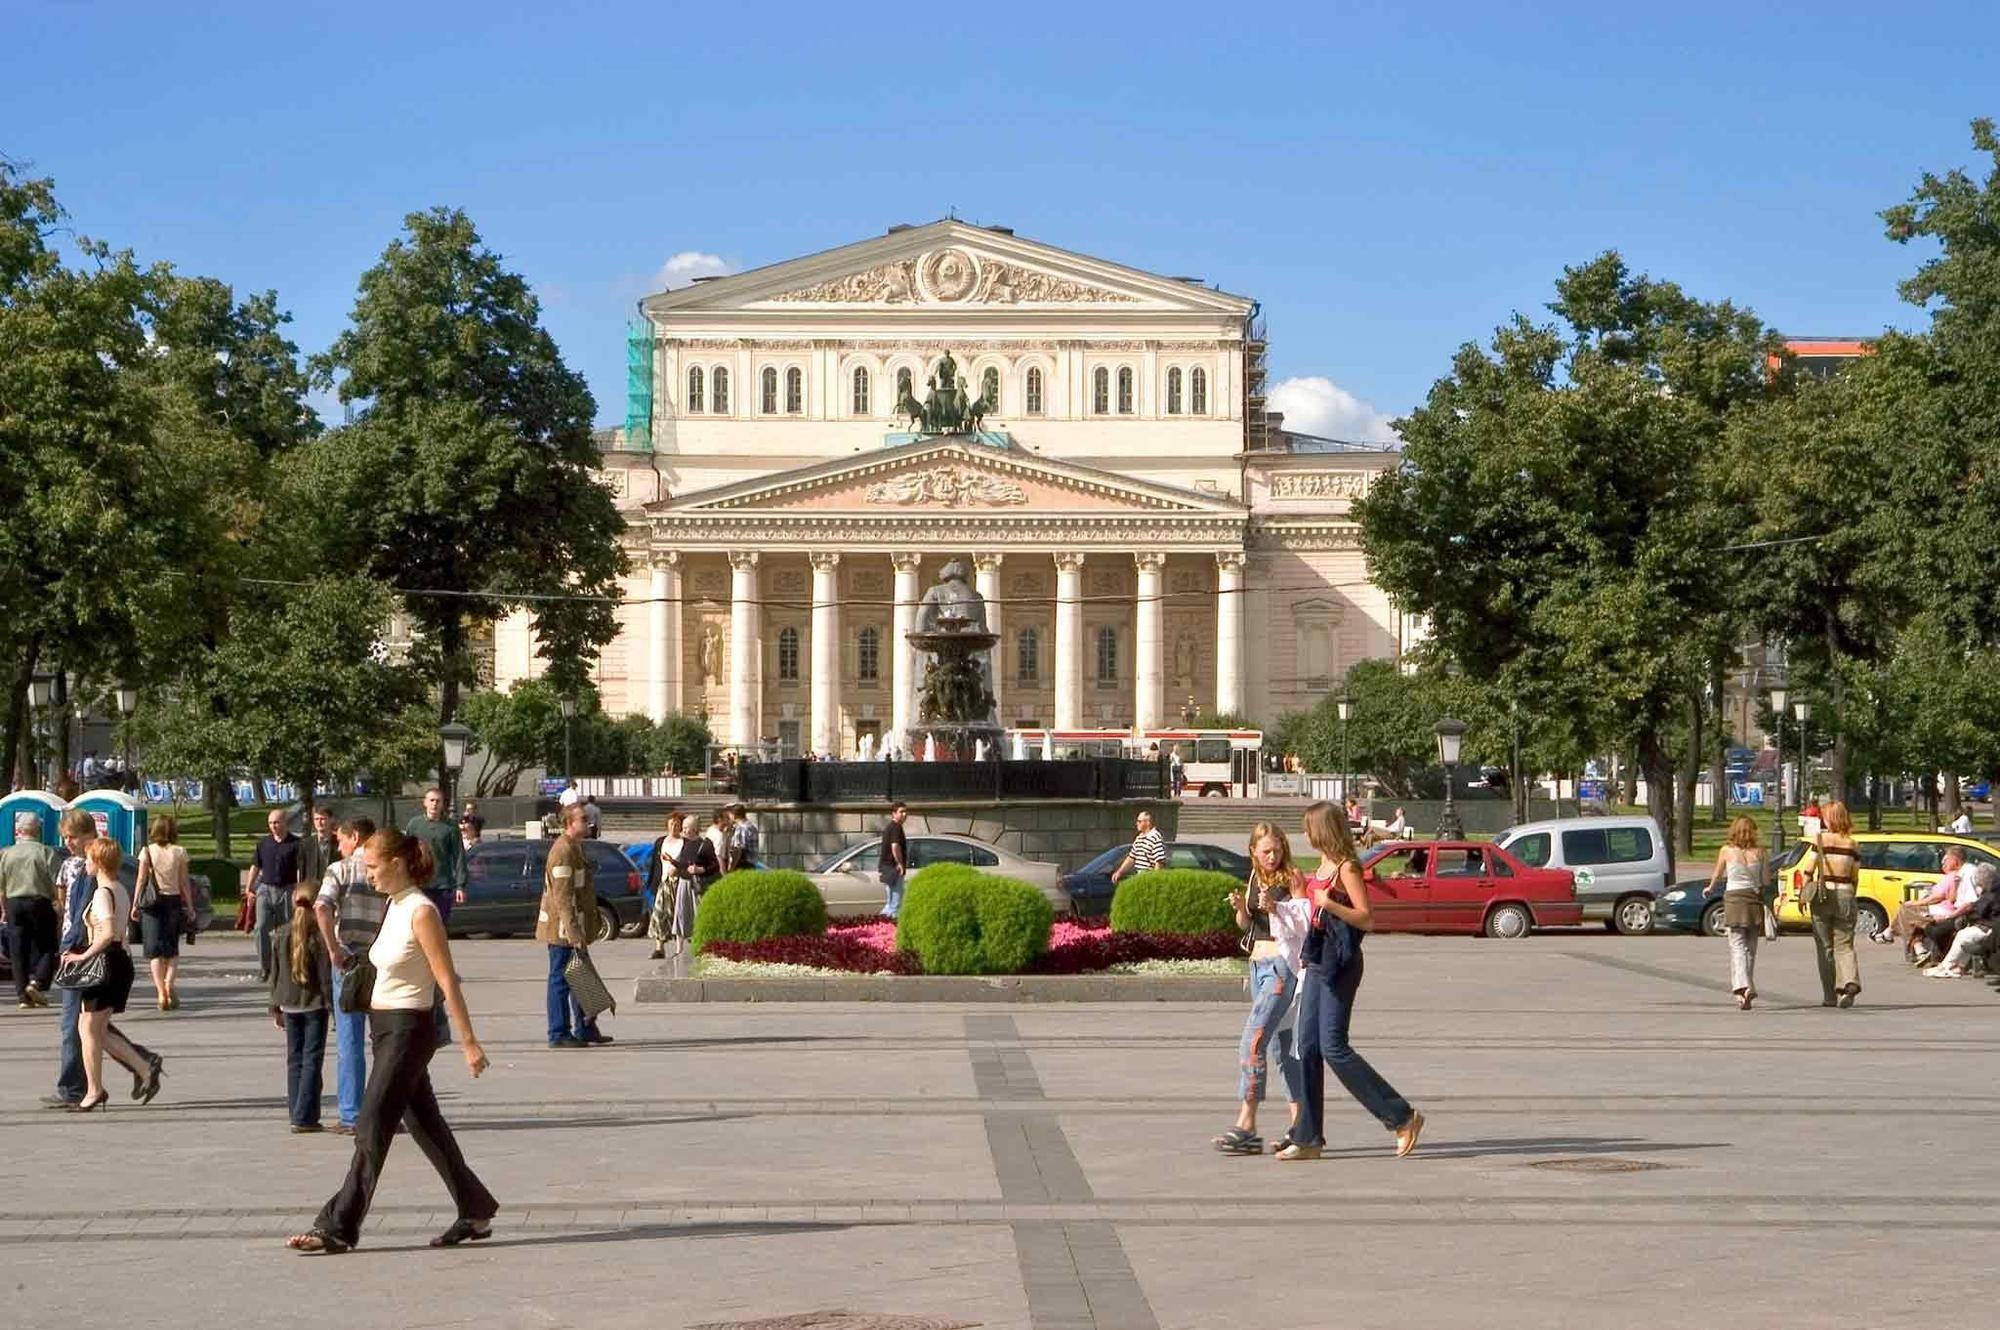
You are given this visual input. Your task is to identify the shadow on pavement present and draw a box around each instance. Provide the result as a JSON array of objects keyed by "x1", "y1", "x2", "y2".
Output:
[{"x1": 1321, "y1": 1134, "x2": 1721, "y2": 1161}]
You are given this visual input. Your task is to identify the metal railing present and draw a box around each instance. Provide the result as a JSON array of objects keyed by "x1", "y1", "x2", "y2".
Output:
[{"x1": 740, "y1": 758, "x2": 1167, "y2": 805}]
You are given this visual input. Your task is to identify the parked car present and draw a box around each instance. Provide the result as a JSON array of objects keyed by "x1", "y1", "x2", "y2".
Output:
[
  {"x1": 1653, "y1": 844, "x2": 1804, "y2": 936},
  {"x1": 1777, "y1": 832, "x2": 2000, "y2": 942},
  {"x1": 1492, "y1": 815, "x2": 1670, "y2": 934},
  {"x1": 1356, "y1": 841, "x2": 1582, "y2": 937},
  {"x1": 1061, "y1": 842, "x2": 1253, "y2": 918},
  {"x1": 806, "y1": 834, "x2": 1066, "y2": 917},
  {"x1": 454, "y1": 838, "x2": 643, "y2": 943}
]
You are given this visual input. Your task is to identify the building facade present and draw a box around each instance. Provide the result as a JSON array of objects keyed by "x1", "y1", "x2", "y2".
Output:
[{"x1": 493, "y1": 220, "x2": 1412, "y2": 754}]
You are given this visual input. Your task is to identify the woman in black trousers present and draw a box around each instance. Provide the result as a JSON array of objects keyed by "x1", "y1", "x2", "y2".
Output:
[{"x1": 287, "y1": 827, "x2": 496, "y2": 1254}]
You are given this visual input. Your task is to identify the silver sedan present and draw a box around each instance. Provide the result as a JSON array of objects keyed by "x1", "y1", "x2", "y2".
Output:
[{"x1": 806, "y1": 833, "x2": 1068, "y2": 917}]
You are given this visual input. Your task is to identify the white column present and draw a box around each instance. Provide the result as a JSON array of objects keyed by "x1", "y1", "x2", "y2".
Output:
[
  {"x1": 975, "y1": 553, "x2": 1003, "y2": 723},
  {"x1": 809, "y1": 552, "x2": 841, "y2": 757},
  {"x1": 1054, "y1": 552, "x2": 1085, "y2": 731},
  {"x1": 728, "y1": 551, "x2": 760, "y2": 749},
  {"x1": 1134, "y1": 552, "x2": 1164, "y2": 730},
  {"x1": 890, "y1": 552, "x2": 922, "y2": 751},
  {"x1": 1215, "y1": 552, "x2": 1245, "y2": 718},
  {"x1": 646, "y1": 551, "x2": 681, "y2": 722}
]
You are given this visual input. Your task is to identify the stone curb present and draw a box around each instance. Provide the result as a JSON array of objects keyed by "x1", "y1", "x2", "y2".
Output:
[{"x1": 633, "y1": 970, "x2": 1246, "y2": 1003}]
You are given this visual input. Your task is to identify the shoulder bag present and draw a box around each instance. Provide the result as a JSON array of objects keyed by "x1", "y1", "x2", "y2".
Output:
[
  {"x1": 54, "y1": 885, "x2": 112, "y2": 990},
  {"x1": 337, "y1": 953, "x2": 377, "y2": 1014},
  {"x1": 563, "y1": 948, "x2": 616, "y2": 1021},
  {"x1": 1800, "y1": 841, "x2": 1833, "y2": 913}
]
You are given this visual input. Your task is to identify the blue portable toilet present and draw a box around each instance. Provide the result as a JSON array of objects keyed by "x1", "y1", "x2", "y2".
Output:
[
  {"x1": 0, "y1": 790, "x2": 67, "y2": 848},
  {"x1": 70, "y1": 789, "x2": 149, "y2": 858}
]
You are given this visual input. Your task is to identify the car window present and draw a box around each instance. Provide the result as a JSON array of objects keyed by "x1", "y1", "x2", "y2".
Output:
[
  {"x1": 587, "y1": 844, "x2": 636, "y2": 879},
  {"x1": 1562, "y1": 826, "x2": 1654, "y2": 866},
  {"x1": 911, "y1": 839, "x2": 996, "y2": 868},
  {"x1": 1508, "y1": 833, "x2": 1551, "y2": 868},
  {"x1": 470, "y1": 845, "x2": 530, "y2": 881},
  {"x1": 1962, "y1": 846, "x2": 2000, "y2": 871},
  {"x1": 1430, "y1": 847, "x2": 1486, "y2": 877},
  {"x1": 1204, "y1": 848, "x2": 1252, "y2": 877},
  {"x1": 1168, "y1": 845, "x2": 1206, "y2": 870},
  {"x1": 1194, "y1": 738, "x2": 1230, "y2": 763},
  {"x1": 1078, "y1": 845, "x2": 1128, "y2": 875},
  {"x1": 1883, "y1": 841, "x2": 1943, "y2": 872},
  {"x1": 1371, "y1": 848, "x2": 1429, "y2": 878},
  {"x1": 1854, "y1": 842, "x2": 1891, "y2": 871}
]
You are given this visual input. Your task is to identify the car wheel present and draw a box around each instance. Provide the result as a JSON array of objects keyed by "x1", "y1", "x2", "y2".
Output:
[
  {"x1": 1201, "y1": 785, "x2": 1223, "y2": 797},
  {"x1": 594, "y1": 900, "x2": 619, "y2": 945},
  {"x1": 1700, "y1": 901, "x2": 1728, "y2": 938},
  {"x1": 1612, "y1": 895, "x2": 1656, "y2": 935},
  {"x1": 1483, "y1": 903, "x2": 1533, "y2": 939},
  {"x1": 1855, "y1": 901, "x2": 1888, "y2": 943}
]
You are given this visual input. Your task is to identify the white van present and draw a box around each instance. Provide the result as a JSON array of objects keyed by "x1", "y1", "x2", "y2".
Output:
[{"x1": 1492, "y1": 816, "x2": 1670, "y2": 935}]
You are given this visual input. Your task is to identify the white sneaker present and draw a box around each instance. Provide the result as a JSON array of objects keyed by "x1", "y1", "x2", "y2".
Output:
[{"x1": 1925, "y1": 965, "x2": 1967, "y2": 978}]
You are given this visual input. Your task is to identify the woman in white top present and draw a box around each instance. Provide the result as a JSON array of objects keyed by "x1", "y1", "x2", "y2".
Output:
[
  {"x1": 288, "y1": 827, "x2": 495, "y2": 1255},
  {"x1": 132, "y1": 814, "x2": 192, "y2": 1009},
  {"x1": 1214, "y1": 823, "x2": 1312, "y2": 1155},
  {"x1": 60, "y1": 838, "x2": 141, "y2": 1111},
  {"x1": 1706, "y1": 816, "x2": 1769, "y2": 1010}
]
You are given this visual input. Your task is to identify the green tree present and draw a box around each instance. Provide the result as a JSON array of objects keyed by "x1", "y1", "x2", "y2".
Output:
[{"x1": 301, "y1": 208, "x2": 627, "y2": 725}]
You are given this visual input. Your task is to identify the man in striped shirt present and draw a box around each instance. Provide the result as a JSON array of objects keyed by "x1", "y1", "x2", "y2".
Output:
[
  {"x1": 1111, "y1": 811, "x2": 1169, "y2": 886},
  {"x1": 313, "y1": 816, "x2": 381, "y2": 1135}
]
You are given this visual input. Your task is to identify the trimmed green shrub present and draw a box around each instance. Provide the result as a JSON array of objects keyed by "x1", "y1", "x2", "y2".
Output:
[
  {"x1": 692, "y1": 869, "x2": 828, "y2": 952},
  {"x1": 896, "y1": 865, "x2": 1055, "y2": 975},
  {"x1": 188, "y1": 858, "x2": 241, "y2": 894},
  {"x1": 1109, "y1": 869, "x2": 1241, "y2": 936}
]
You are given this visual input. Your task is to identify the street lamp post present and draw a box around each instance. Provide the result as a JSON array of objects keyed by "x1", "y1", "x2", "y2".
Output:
[
  {"x1": 1769, "y1": 683, "x2": 1789, "y2": 854},
  {"x1": 1336, "y1": 694, "x2": 1353, "y2": 804},
  {"x1": 1792, "y1": 699, "x2": 1812, "y2": 814},
  {"x1": 1434, "y1": 716, "x2": 1467, "y2": 841},
  {"x1": 27, "y1": 673, "x2": 54, "y2": 789},
  {"x1": 559, "y1": 695, "x2": 577, "y2": 784},
  {"x1": 438, "y1": 720, "x2": 472, "y2": 812},
  {"x1": 115, "y1": 684, "x2": 137, "y2": 781}
]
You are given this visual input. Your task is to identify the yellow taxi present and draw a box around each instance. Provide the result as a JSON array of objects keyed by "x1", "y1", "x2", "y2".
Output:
[{"x1": 1778, "y1": 832, "x2": 2000, "y2": 939}]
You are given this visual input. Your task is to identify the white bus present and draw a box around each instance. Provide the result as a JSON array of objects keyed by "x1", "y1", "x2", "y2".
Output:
[{"x1": 1004, "y1": 728, "x2": 1264, "y2": 797}]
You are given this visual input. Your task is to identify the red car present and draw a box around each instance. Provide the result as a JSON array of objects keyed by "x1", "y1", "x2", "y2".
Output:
[{"x1": 1358, "y1": 840, "x2": 1582, "y2": 937}]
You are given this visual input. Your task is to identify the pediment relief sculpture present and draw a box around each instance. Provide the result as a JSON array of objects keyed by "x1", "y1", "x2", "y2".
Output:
[
  {"x1": 768, "y1": 248, "x2": 1135, "y2": 305},
  {"x1": 864, "y1": 464, "x2": 1028, "y2": 508}
]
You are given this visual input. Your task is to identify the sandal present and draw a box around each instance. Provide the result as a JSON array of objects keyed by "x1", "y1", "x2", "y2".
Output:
[
  {"x1": 286, "y1": 1230, "x2": 352, "y2": 1255},
  {"x1": 430, "y1": 1217, "x2": 493, "y2": 1247},
  {"x1": 1211, "y1": 1128, "x2": 1262, "y2": 1155}
]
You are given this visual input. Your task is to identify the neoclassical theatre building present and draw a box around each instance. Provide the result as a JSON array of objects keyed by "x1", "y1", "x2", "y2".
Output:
[{"x1": 492, "y1": 220, "x2": 1415, "y2": 755}]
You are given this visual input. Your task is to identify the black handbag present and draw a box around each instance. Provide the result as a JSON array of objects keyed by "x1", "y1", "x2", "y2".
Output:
[
  {"x1": 337, "y1": 954, "x2": 376, "y2": 1013},
  {"x1": 53, "y1": 952, "x2": 107, "y2": 990}
]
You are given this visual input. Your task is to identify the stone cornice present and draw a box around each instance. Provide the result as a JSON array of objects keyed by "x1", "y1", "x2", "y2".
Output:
[
  {"x1": 1249, "y1": 518, "x2": 1364, "y2": 551},
  {"x1": 664, "y1": 337, "x2": 1236, "y2": 353},
  {"x1": 644, "y1": 510, "x2": 1249, "y2": 551}
]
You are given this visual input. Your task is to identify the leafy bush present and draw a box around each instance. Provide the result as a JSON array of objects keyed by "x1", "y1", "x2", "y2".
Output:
[
  {"x1": 896, "y1": 864, "x2": 1054, "y2": 975},
  {"x1": 691, "y1": 869, "x2": 827, "y2": 952},
  {"x1": 1109, "y1": 869, "x2": 1242, "y2": 936},
  {"x1": 188, "y1": 857, "x2": 241, "y2": 894}
]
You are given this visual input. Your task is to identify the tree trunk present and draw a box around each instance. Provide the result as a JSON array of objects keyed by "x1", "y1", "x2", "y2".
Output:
[
  {"x1": 1638, "y1": 730, "x2": 1678, "y2": 880},
  {"x1": 208, "y1": 773, "x2": 233, "y2": 860},
  {"x1": 4, "y1": 641, "x2": 35, "y2": 789},
  {"x1": 1677, "y1": 693, "x2": 1700, "y2": 857},
  {"x1": 1621, "y1": 751, "x2": 1640, "y2": 807},
  {"x1": 1942, "y1": 770, "x2": 1963, "y2": 820},
  {"x1": 1708, "y1": 657, "x2": 1728, "y2": 825},
  {"x1": 1867, "y1": 771, "x2": 1882, "y2": 831}
]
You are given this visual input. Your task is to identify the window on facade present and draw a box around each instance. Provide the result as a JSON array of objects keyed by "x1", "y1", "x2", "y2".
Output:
[
  {"x1": 1190, "y1": 366, "x2": 1208, "y2": 414},
  {"x1": 760, "y1": 367, "x2": 778, "y2": 414},
  {"x1": 1092, "y1": 367, "x2": 1110, "y2": 415},
  {"x1": 852, "y1": 367, "x2": 870, "y2": 415},
  {"x1": 857, "y1": 626, "x2": 880, "y2": 681},
  {"x1": 981, "y1": 366, "x2": 999, "y2": 411},
  {"x1": 1165, "y1": 367, "x2": 1182, "y2": 415},
  {"x1": 712, "y1": 366, "x2": 730, "y2": 413},
  {"x1": 1017, "y1": 627, "x2": 1040, "y2": 683},
  {"x1": 1095, "y1": 626, "x2": 1118, "y2": 682},
  {"x1": 777, "y1": 626, "x2": 800, "y2": 681},
  {"x1": 1116, "y1": 367, "x2": 1134, "y2": 414},
  {"x1": 686, "y1": 366, "x2": 705, "y2": 414},
  {"x1": 785, "y1": 366, "x2": 804, "y2": 414},
  {"x1": 1025, "y1": 367, "x2": 1044, "y2": 415},
  {"x1": 1299, "y1": 624, "x2": 1331, "y2": 687}
]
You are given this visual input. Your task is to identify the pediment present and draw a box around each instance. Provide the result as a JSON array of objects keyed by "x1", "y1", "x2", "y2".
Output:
[
  {"x1": 655, "y1": 440, "x2": 1246, "y2": 517},
  {"x1": 641, "y1": 220, "x2": 1252, "y2": 315}
]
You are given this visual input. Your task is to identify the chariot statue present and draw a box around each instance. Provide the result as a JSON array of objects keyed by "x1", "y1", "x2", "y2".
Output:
[{"x1": 896, "y1": 349, "x2": 999, "y2": 435}]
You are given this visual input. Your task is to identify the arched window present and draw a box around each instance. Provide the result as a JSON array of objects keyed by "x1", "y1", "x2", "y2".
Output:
[
  {"x1": 1025, "y1": 367, "x2": 1044, "y2": 416},
  {"x1": 785, "y1": 366, "x2": 804, "y2": 414},
  {"x1": 777, "y1": 626, "x2": 800, "y2": 681},
  {"x1": 851, "y1": 366, "x2": 870, "y2": 416},
  {"x1": 981, "y1": 366, "x2": 1000, "y2": 411},
  {"x1": 712, "y1": 365, "x2": 730, "y2": 413},
  {"x1": 1092, "y1": 367, "x2": 1110, "y2": 415},
  {"x1": 1190, "y1": 366, "x2": 1208, "y2": 415},
  {"x1": 686, "y1": 366, "x2": 705, "y2": 414},
  {"x1": 1165, "y1": 367, "x2": 1182, "y2": 415},
  {"x1": 857, "y1": 626, "x2": 880, "y2": 681},
  {"x1": 1016, "y1": 627, "x2": 1040, "y2": 683},
  {"x1": 760, "y1": 367, "x2": 778, "y2": 414},
  {"x1": 1116, "y1": 366, "x2": 1134, "y2": 414},
  {"x1": 1095, "y1": 626, "x2": 1119, "y2": 682}
]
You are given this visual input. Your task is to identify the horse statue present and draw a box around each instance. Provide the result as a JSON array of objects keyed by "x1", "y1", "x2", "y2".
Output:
[{"x1": 896, "y1": 378, "x2": 926, "y2": 431}]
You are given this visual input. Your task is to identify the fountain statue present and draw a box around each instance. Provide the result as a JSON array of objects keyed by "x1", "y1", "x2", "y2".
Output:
[{"x1": 906, "y1": 560, "x2": 1002, "y2": 761}]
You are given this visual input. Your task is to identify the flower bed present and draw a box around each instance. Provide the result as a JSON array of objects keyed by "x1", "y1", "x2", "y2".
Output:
[{"x1": 698, "y1": 917, "x2": 1241, "y2": 978}]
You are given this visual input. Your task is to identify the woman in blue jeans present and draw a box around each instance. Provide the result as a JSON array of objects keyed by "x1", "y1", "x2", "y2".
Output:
[
  {"x1": 1214, "y1": 822, "x2": 1311, "y2": 1155},
  {"x1": 1278, "y1": 801, "x2": 1424, "y2": 1161}
]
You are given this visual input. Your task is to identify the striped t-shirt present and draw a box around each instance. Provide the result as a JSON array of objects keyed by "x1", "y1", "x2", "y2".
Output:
[{"x1": 1130, "y1": 829, "x2": 1168, "y2": 872}]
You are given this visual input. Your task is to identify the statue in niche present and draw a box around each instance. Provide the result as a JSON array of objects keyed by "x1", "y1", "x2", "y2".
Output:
[
  {"x1": 699, "y1": 623, "x2": 725, "y2": 684},
  {"x1": 1173, "y1": 630, "x2": 1197, "y2": 685}
]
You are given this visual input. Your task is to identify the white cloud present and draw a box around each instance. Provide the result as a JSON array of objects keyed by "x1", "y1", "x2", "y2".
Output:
[
  {"x1": 656, "y1": 251, "x2": 735, "y2": 288},
  {"x1": 1267, "y1": 375, "x2": 1399, "y2": 443}
]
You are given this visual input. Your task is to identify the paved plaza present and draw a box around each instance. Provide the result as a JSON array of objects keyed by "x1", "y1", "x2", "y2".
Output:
[{"x1": 3, "y1": 930, "x2": 1996, "y2": 1329}]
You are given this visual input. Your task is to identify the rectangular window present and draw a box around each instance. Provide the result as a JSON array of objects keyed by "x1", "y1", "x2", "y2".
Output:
[
  {"x1": 1561, "y1": 826, "x2": 1654, "y2": 866},
  {"x1": 1025, "y1": 368, "x2": 1044, "y2": 415},
  {"x1": 776, "y1": 720, "x2": 801, "y2": 757},
  {"x1": 857, "y1": 627, "x2": 880, "y2": 682}
]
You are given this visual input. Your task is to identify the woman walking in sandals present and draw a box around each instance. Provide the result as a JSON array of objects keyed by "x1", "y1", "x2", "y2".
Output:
[
  {"x1": 1707, "y1": 816, "x2": 1769, "y2": 1009},
  {"x1": 1277, "y1": 801, "x2": 1424, "y2": 1162},
  {"x1": 1806, "y1": 800, "x2": 1864, "y2": 1008},
  {"x1": 1213, "y1": 821, "x2": 1311, "y2": 1156},
  {"x1": 287, "y1": 827, "x2": 497, "y2": 1254}
]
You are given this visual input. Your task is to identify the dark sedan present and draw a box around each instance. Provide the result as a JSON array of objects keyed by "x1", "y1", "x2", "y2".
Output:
[
  {"x1": 1061, "y1": 841, "x2": 1253, "y2": 917},
  {"x1": 1653, "y1": 843, "x2": 1802, "y2": 936},
  {"x1": 454, "y1": 838, "x2": 644, "y2": 943}
]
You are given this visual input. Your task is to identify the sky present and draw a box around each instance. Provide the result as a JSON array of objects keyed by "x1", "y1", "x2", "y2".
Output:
[{"x1": 5, "y1": 1, "x2": 1996, "y2": 439}]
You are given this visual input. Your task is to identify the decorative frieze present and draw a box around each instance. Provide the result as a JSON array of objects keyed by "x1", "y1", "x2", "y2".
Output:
[
  {"x1": 1269, "y1": 471, "x2": 1371, "y2": 501},
  {"x1": 764, "y1": 249, "x2": 1137, "y2": 306},
  {"x1": 864, "y1": 466, "x2": 1028, "y2": 508}
]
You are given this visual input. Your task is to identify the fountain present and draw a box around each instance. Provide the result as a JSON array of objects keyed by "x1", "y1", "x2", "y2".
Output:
[{"x1": 906, "y1": 560, "x2": 1003, "y2": 762}]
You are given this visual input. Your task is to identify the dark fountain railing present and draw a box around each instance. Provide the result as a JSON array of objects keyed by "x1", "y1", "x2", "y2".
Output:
[{"x1": 739, "y1": 758, "x2": 1167, "y2": 805}]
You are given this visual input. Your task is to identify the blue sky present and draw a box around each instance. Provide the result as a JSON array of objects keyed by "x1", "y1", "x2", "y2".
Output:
[{"x1": 5, "y1": 1, "x2": 1995, "y2": 437}]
